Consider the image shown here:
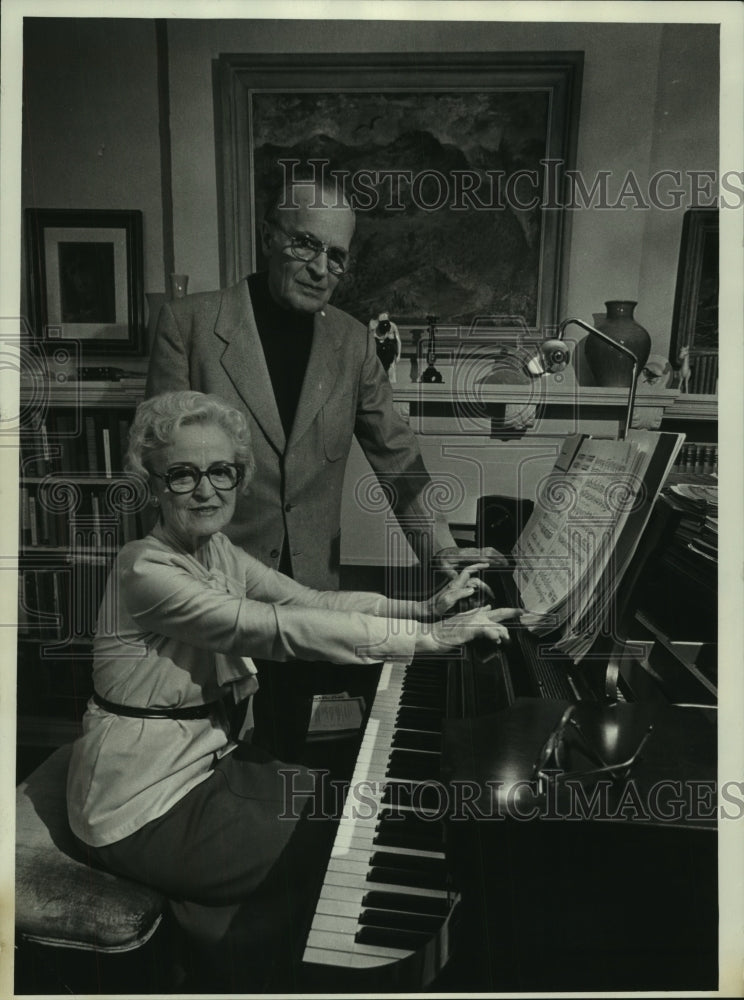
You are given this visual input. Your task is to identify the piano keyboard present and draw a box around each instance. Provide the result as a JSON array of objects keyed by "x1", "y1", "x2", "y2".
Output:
[{"x1": 302, "y1": 658, "x2": 459, "y2": 981}]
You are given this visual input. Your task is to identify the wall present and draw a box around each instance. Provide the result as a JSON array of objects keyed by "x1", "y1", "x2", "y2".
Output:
[
  {"x1": 166, "y1": 18, "x2": 719, "y2": 358},
  {"x1": 21, "y1": 18, "x2": 163, "y2": 370},
  {"x1": 20, "y1": 17, "x2": 720, "y2": 361}
]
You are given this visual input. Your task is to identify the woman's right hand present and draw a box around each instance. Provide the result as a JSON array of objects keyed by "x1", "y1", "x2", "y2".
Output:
[{"x1": 415, "y1": 606, "x2": 523, "y2": 654}]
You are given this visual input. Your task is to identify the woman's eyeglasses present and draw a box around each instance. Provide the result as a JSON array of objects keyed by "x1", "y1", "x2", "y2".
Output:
[
  {"x1": 268, "y1": 219, "x2": 351, "y2": 276},
  {"x1": 151, "y1": 462, "x2": 244, "y2": 494}
]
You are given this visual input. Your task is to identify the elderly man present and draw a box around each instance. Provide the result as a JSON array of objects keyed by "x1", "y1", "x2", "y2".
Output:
[{"x1": 146, "y1": 171, "x2": 498, "y2": 755}]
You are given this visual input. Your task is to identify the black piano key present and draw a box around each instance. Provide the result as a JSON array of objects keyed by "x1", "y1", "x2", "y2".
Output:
[
  {"x1": 396, "y1": 708, "x2": 442, "y2": 731},
  {"x1": 358, "y1": 908, "x2": 444, "y2": 934},
  {"x1": 381, "y1": 782, "x2": 445, "y2": 812},
  {"x1": 392, "y1": 729, "x2": 441, "y2": 752},
  {"x1": 386, "y1": 749, "x2": 440, "y2": 780},
  {"x1": 366, "y1": 866, "x2": 446, "y2": 890},
  {"x1": 400, "y1": 694, "x2": 440, "y2": 710},
  {"x1": 377, "y1": 809, "x2": 444, "y2": 836},
  {"x1": 402, "y1": 677, "x2": 442, "y2": 692},
  {"x1": 377, "y1": 807, "x2": 444, "y2": 829},
  {"x1": 374, "y1": 817, "x2": 444, "y2": 850},
  {"x1": 401, "y1": 677, "x2": 442, "y2": 690},
  {"x1": 380, "y1": 806, "x2": 439, "y2": 824},
  {"x1": 373, "y1": 831, "x2": 441, "y2": 850},
  {"x1": 399, "y1": 698, "x2": 440, "y2": 712},
  {"x1": 362, "y1": 890, "x2": 451, "y2": 917},
  {"x1": 377, "y1": 808, "x2": 443, "y2": 824},
  {"x1": 405, "y1": 663, "x2": 446, "y2": 677},
  {"x1": 355, "y1": 924, "x2": 433, "y2": 949},
  {"x1": 370, "y1": 850, "x2": 447, "y2": 876}
]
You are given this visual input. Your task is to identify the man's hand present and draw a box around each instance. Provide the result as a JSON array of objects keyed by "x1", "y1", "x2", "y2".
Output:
[
  {"x1": 433, "y1": 545, "x2": 508, "y2": 580},
  {"x1": 431, "y1": 545, "x2": 508, "y2": 607},
  {"x1": 425, "y1": 562, "x2": 491, "y2": 619}
]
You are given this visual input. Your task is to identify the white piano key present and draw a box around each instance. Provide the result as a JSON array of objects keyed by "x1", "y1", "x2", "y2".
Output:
[
  {"x1": 303, "y1": 660, "x2": 456, "y2": 976},
  {"x1": 311, "y1": 912, "x2": 363, "y2": 936},
  {"x1": 329, "y1": 846, "x2": 375, "y2": 865},
  {"x1": 319, "y1": 867, "x2": 449, "y2": 899},
  {"x1": 314, "y1": 895, "x2": 365, "y2": 919},
  {"x1": 306, "y1": 928, "x2": 410, "y2": 960}
]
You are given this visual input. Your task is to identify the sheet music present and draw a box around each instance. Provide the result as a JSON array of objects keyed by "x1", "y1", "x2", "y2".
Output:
[
  {"x1": 514, "y1": 438, "x2": 644, "y2": 617},
  {"x1": 514, "y1": 432, "x2": 684, "y2": 660},
  {"x1": 553, "y1": 430, "x2": 685, "y2": 658}
]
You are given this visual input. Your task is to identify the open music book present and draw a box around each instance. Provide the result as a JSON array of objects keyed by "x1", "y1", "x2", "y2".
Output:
[
  {"x1": 306, "y1": 692, "x2": 366, "y2": 739},
  {"x1": 513, "y1": 430, "x2": 685, "y2": 661}
]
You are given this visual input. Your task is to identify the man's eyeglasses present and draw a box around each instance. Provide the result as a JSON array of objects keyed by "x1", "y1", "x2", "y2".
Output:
[
  {"x1": 151, "y1": 462, "x2": 244, "y2": 494},
  {"x1": 267, "y1": 219, "x2": 351, "y2": 276},
  {"x1": 532, "y1": 704, "x2": 654, "y2": 787}
]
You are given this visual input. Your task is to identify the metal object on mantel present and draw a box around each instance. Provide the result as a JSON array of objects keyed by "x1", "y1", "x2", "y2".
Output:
[{"x1": 419, "y1": 314, "x2": 444, "y2": 383}]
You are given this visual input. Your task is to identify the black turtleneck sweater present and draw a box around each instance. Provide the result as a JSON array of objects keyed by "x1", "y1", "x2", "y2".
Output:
[{"x1": 248, "y1": 272, "x2": 315, "y2": 437}]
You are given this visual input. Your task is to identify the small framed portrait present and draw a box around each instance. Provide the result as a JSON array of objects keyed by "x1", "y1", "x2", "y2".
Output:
[{"x1": 25, "y1": 208, "x2": 145, "y2": 355}]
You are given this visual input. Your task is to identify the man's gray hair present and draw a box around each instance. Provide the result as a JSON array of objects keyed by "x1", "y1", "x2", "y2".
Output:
[{"x1": 263, "y1": 162, "x2": 354, "y2": 223}]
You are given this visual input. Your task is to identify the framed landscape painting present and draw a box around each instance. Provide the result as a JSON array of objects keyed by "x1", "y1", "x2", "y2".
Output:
[{"x1": 218, "y1": 52, "x2": 583, "y2": 336}]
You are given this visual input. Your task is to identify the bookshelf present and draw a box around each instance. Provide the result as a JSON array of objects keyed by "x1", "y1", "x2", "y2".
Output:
[{"x1": 17, "y1": 378, "x2": 150, "y2": 750}]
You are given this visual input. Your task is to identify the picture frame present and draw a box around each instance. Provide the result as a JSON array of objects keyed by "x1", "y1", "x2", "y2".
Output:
[
  {"x1": 25, "y1": 208, "x2": 145, "y2": 356},
  {"x1": 218, "y1": 52, "x2": 583, "y2": 337},
  {"x1": 669, "y1": 207, "x2": 719, "y2": 366}
]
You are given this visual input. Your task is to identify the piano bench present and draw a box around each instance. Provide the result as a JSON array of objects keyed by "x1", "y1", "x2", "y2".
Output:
[{"x1": 15, "y1": 743, "x2": 166, "y2": 955}]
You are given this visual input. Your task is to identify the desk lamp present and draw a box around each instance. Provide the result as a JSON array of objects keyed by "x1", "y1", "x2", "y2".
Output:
[{"x1": 527, "y1": 317, "x2": 642, "y2": 440}]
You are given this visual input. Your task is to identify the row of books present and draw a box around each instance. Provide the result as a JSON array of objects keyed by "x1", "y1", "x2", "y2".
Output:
[
  {"x1": 686, "y1": 352, "x2": 718, "y2": 395},
  {"x1": 18, "y1": 563, "x2": 112, "y2": 642},
  {"x1": 20, "y1": 408, "x2": 133, "y2": 478},
  {"x1": 19, "y1": 484, "x2": 143, "y2": 549},
  {"x1": 669, "y1": 441, "x2": 718, "y2": 477}
]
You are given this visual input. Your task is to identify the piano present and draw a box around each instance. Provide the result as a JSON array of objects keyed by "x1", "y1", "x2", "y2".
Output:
[{"x1": 300, "y1": 495, "x2": 718, "y2": 992}]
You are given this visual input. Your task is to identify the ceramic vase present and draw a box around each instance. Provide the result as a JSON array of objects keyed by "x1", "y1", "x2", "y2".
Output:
[{"x1": 586, "y1": 300, "x2": 652, "y2": 387}]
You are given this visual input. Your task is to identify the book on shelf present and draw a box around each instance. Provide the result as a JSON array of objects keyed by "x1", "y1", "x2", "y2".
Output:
[
  {"x1": 513, "y1": 430, "x2": 685, "y2": 662},
  {"x1": 37, "y1": 491, "x2": 52, "y2": 545},
  {"x1": 51, "y1": 411, "x2": 79, "y2": 471},
  {"x1": 84, "y1": 414, "x2": 102, "y2": 470},
  {"x1": 102, "y1": 427, "x2": 113, "y2": 477},
  {"x1": 51, "y1": 573, "x2": 63, "y2": 638},
  {"x1": 90, "y1": 493, "x2": 102, "y2": 545},
  {"x1": 40, "y1": 421, "x2": 51, "y2": 466},
  {"x1": 19, "y1": 486, "x2": 29, "y2": 546},
  {"x1": 671, "y1": 441, "x2": 717, "y2": 477},
  {"x1": 20, "y1": 412, "x2": 52, "y2": 477},
  {"x1": 28, "y1": 495, "x2": 39, "y2": 546}
]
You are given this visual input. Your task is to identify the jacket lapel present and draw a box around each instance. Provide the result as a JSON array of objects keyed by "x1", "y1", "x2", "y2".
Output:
[
  {"x1": 288, "y1": 310, "x2": 343, "y2": 449},
  {"x1": 214, "y1": 281, "x2": 286, "y2": 453}
]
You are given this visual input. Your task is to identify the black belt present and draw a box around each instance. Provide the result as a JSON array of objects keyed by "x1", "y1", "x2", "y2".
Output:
[{"x1": 92, "y1": 691, "x2": 223, "y2": 720}]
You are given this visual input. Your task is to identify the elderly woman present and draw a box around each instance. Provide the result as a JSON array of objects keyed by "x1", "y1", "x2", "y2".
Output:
[{"x1": 66, "y1": 389, "x2": 517, "y2": 990}]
